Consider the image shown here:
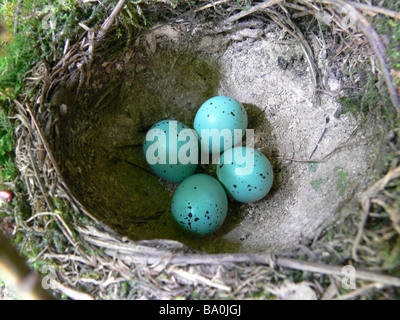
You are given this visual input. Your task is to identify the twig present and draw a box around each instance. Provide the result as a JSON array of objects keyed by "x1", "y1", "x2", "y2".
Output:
[
  {"x1": 371, "y1": 198, "x2": 400, "y2": 235},
  {"x1": 226, "y1": 0, "x2": 283, "y2": 23},
  {"x1": 260, "y1": 7, "x2": 322, "y2": 103},
  {"x1": 278, "y1": 136, "x2": 374, "y2": 164},
  {"x1": 170, "y1": 267, "x2": 231, "y2": 292},
  {"x1": 275, "y1": 257, "x2": 400, "y2": 287},
  {"x1": 351, "y1": 209, "x2": 369, "y2": 262},
  {"x1": 361, "y1": 166, "x2": 400, "y2": 204},
  {"x1": 335, "y1": 282, "x2": 384, "y2": 300},
  {"x1": 319, "y1": 0, "x2": 400, "y2": 112},
  {"x1": 26, "y1": 212, "x2": 76, "y2": 246},
  {"x1": 27, "y1": 147, "x2": 55, "y2": 212},
  {"x1": 97, "y1": 0, "x2": 127, "y2": 40},
  {"x1": 194, "y1": 0, "x2": 231, "y2": 12},
  {"x1": 51, "y1": 281, "x2": 94, "y2": 300},
  {"x1": 300, "y1": 42, "x2": 318, "y2": 89},
  {"x1": 23, "y1": 102, "x2": 63, "y2": 179},
  {"x1": 20, "y1": 100, "x2": 98, "y2": 223},
  {"x1": 0, "y1": 232, "x2": 54, "y2": 300},
  {"x1": 309, "y1": 127, "x2": 328, "y2": 160},
  {"x1": 82, "y1": 224, "x2": 400, "y2": 288},
  {"x1": 347, "y1": 1, "x2": 400, "y2": 20},
  {"x1": 158, "y1": 253, "x2": 400, "y2": 287}
]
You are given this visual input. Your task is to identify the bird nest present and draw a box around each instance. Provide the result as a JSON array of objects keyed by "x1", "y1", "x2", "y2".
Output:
[{"x1": 10, "y1": 0, "x2": 400, "y2": 299}]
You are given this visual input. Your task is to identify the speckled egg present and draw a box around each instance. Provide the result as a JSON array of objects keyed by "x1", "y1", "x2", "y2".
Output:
[
  {"x1": 216, "y1": 147, "x2": 274, "y2": 203},
  {"x1": 143, "y1": 120, "x2": 198, "y2": 183},
  {"x1": 194, "y1": 96, "x2": 248, "y2": 154},
  {"x1": 171, "y1": 174, "x2": 228, "y2": 236}
]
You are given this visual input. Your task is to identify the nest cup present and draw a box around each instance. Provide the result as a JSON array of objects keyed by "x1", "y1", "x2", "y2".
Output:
[{"x1": 14, "y1": 0, "x2": 400, "y2": 299}]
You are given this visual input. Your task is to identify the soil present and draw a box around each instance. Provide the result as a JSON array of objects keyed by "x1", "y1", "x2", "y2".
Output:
[{"x1": 56, "y1": 18, "x2": 381, "y2": 253}]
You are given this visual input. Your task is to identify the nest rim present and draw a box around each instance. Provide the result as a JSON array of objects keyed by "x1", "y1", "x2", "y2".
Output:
[{"x1": 7, "y1": 0, "x2": 400, "y2": 300}]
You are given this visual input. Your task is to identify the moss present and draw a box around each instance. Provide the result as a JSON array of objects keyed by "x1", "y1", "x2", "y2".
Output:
[
  {"x1": 310, "y1": 178, "x2": 327, "y2": 191},
  {"x1": 337, "y1": 71, "x2": 383, "y2": 117}
]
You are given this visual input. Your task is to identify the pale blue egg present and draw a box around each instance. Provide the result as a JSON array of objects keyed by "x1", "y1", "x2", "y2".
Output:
[
  {"x1": 216, "y1": 147, "x2": 274, "y2": 203},
  {"x1": 171, "y1": 174, "x2": 228, "y2": 236},
  {"x1": 194, "y1": 96, "x2": 248, "y2": 154},
  {"x1": 143, "y1": 120, "x2": 198, "y2": 183}
]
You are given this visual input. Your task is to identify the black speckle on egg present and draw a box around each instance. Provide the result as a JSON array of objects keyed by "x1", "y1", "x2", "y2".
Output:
[
  {"x1": 194, "y1": 217, "x2": 199, "y2": 222},
  {"x1": 233, "y1": 185, "x2": 237, "y2": 188},
  {"x1": 188, "y1": 212, "x2": 192, "y2": 218}
]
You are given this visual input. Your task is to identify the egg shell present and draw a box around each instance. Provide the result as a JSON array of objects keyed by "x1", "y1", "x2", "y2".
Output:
[
  {"x1": 143, "y1": 120, "x2": 198, "y2": 183},
  {"x1": 171, "y1": 174, "x2": 228, "y2": 236},
  {"x1": 194, "y1": 96, "x2": 248, "y2": 154},
  {"x1": 216, "y1": 147, "x2": 274, "y2": 203}
]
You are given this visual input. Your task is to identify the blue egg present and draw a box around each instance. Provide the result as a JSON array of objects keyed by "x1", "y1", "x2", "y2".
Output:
[
  {"x1": 194, "y1": 96, "x2": 248, "y2": 154},
  {"x1": 171, "y1": 174, "x2": 228, "y2": 236},
  {"x1": 143, "y1": 120, "x2": 198, "y2": 183},
  {"x1": 216, "y1": 147, "x2": 274, "y2": 203}
]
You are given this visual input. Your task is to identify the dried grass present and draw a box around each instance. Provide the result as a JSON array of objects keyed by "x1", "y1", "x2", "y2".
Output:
[{"x1": 6, "y1": 0, "x2": 400, "y2": 299}]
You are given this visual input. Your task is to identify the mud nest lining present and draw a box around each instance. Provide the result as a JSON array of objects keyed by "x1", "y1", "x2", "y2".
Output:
[{"x1": 12, "y1": 0, "x2": 400, "y2": 299}]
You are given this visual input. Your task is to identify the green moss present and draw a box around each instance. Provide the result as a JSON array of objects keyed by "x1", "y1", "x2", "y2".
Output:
[
  {"x1": 336, "y1": 170, "x2": 351, "y2": 197},
  {"x1": 310, "y1": 178, "x2": 327, "y2": 191},
  {"x1": 337, "y1": 71, "x2": 383, "y2": 117}
]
